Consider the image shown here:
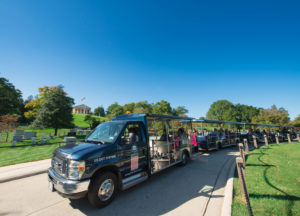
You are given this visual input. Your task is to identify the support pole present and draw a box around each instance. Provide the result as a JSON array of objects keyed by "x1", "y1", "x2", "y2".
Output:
[
  {"x1": 252, "y1": 135, "x2": 258, "y2": 149},
  {"x1": 287, "y1": 134, "x2": 291, "y2": 143},
  {"x1": 236, "y1": 157, "x2": 253, "y2": 216},
  {"x1": 243, "y1": 138, "x2": 249, "y2": 154},
  {"x1": 238, "y1": 143, "x2": 245, "y2": 167},
  {"x1": 297, "y1": 134, "x2": 300, "y2": 143},
  {"x1": 275, "y1": 134, "x2": 280, "y2": 144},
  {"x1": 264, "y1": 134, "x2": 269, "y2": 146}
]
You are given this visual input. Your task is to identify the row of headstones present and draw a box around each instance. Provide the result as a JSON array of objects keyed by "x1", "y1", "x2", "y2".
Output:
[
  {"x1": 11, "y1": 135, "x2": 55, "y2": 147},
  {"x1": 11, "y1": 135, "x2": 76, "y2": 147},
  {"x1": 7, "y1": 129, "x2": 91, "y2": 142}
]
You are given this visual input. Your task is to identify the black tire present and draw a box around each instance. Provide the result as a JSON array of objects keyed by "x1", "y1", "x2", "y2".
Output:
[
  {"x1": 180, "y1": 151, "x2": 189, "y2": 166},
  {"x1": 88, "y1": 172, "x2": 118, "y2": 208}
]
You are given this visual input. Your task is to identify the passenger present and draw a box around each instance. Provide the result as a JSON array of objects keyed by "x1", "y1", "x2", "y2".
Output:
[
  {"x1": 191, "y1": 128, "x2": 198, "y2": 152},
  {"x1": 128, "y1": 128, "x2": 137, "y2": 144},
  {"x1": 203, "y1": 129, "x2": 209, "y2": 136},
  {"x1": 197, "y1": 129, "x2": 203, "y2": 136},
  {"x1": 174, "y1": 131, "x2": 181, "y2": 149},
  {"x1": 175, "y1": 128, "x2": 186, "y2": 148},
  {"x1": 159, "y1": 129, "x2": 168, "y2": 141},
  {"x1": 219, "y1": 128, "x2": 225, "y2": 140}
]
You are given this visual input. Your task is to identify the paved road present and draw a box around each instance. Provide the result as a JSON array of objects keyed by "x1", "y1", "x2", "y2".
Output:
[{"x1": 0, "y1": 148, "x2": 238, "y2": 216}]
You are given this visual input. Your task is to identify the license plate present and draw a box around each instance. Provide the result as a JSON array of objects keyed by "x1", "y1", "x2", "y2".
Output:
[{"x1": 49, "y1": 181, "x2": 54, "y2": 192}]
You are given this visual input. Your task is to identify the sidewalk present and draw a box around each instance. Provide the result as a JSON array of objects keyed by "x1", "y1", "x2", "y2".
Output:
[{"x1": 0, "y1": 159, "x2": 50, "y2": 183}]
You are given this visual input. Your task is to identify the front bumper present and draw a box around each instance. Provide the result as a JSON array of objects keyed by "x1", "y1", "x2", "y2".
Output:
[{"x1": 48, "y1": 168, "x2": 90, "y2": 197}]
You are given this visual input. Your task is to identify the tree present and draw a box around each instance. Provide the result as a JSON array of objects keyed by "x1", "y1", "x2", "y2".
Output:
[
  {"x1": 106, "y1": 102, "x2": 121, "y2": 115},
  {"x1": 111, "y1": 106, "x2": 124, "y2": 117},
  {"x1": 234, "y1": 104, "x2": 260, "y2": 123},
  {"x1": 252, "y1": 105, "x2": 290, "y2": 125},
  {"x1": 32, "y1": 86, "x2": 74, "y2": 135},
  {"x1": 173, "y1": 106, "x2": 188, "y2": 116},
  {"x1": 153, "y1": 100, "x2": 173, "y2": 115},
  {"x1": 0, "y1": 115, "x2": 19, "y2": 141},
  {"x1": 123, "y1": 103, "x2": 135, "y2": 113},
  {"x1": 0, "y1": 77, "x2": 23, "y2": 116},
  {"x1": 94, "y1": 106, "x2": 105, "y2": 117},
  {"x1": 84, "y1": 114, "x2": 101, "y2": 129},
  {"x1": 133, "y1": 101, "x2": 153, "y2": 113},
  {"x1": 206, "y1": 100, "x2": 236, "y2": 121},
  {"x1": 293, "y1": 115, "x2": 300, "y2": 127},
  {"x1": 24, "y1": 86, "x2": 59, "y2": 122}
]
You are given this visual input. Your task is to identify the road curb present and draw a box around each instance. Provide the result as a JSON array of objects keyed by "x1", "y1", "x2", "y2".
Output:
[
  {"x1": 221, "y1": 158, "x2": 236, "y2": 216},
  {"x1": 0, "y1": 169, "x2": 48, "y2": 183},
  {"x1": 0, "y1": 159, "x2": 50, "y2": 183}
]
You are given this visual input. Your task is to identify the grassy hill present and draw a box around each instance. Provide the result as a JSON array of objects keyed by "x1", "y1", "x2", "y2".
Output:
[{"x1": 72, "y1": 113, "x2": 107, "y2": 128}]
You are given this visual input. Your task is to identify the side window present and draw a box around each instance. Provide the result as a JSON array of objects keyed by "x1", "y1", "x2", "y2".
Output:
[{"x1": 122, "y1": 123, "x2": 141, "y2": 145}]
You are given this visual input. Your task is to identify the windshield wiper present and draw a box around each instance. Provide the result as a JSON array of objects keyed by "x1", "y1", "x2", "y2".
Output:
[{"x1": 85, "y1": 140, "x2": 104, "y2": 144}]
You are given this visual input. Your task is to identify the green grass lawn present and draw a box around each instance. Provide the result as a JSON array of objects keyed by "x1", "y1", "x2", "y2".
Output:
[
  {"x1": 0, "y1": 113, "x2": 108, "y2": 166},
  {"x1": 0, "y1": 134, "x2": 86, "y2": 166},
  {"x1": 232, "y1": 142, "x2": 300, "y2": 216},
  {"x1": 72, "y1": 113, "x2": 107, "y2": 127}
]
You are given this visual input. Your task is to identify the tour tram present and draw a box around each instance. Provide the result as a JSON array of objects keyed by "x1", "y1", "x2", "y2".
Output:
[
  {"x1": 48, "y1": 113, "x2": 201, "y2": 208},
  {"x1": 191, "y1": 119, "x2": 245, "y2": 150}
]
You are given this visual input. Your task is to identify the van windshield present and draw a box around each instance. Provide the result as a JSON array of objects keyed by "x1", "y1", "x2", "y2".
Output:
[{"x1": 86, "y1": 122, "x2": 125, "y2": 144}]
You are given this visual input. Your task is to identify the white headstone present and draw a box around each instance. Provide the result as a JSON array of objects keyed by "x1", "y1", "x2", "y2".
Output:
[
  {"x1": 15, "y1": 130, "x2": 24, "y2": 135},
  {"x1": 12, "y1": 140, "x2": 16, "y2": 147},
  {"x1": 12, "y1": 135, "x2": 23, "y2": 142},
  {"x1": 46, "y1": 136, "x2": 50, "y2": 142},
  {"x1": 41, "y1": 135, "x2": 45, "y2": 145},
  {"x1": 64, "y1": 136, "x2": 76, "y2": 145},
  {"x1": 24, "y1": 131, "x2": 34, "y2": 140},
  {"x1": 0, "y1": 132, "x2": 2, "y2": 141},
  {"x1": 31, "y1": 137, "x2": 36, "y2": 145},
  {"x1": 52, "y1": 135, "x2": 56, "y2": 139}
]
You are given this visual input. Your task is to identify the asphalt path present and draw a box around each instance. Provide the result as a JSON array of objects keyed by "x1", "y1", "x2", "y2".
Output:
[{"x1": 0, "y1": 147, "x2": 238, "y2": 216}]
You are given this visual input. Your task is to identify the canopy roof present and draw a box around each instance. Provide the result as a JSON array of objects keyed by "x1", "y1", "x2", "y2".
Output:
[
  {"x1": 192, "y1": 119, "x2": 294, "y2": 128},
  {"x1": 113, "y1": 114, "x2": 293, "y2": 128},
  {"x1": 113, "y1": 113, "x2": 193, "y2": 121}
]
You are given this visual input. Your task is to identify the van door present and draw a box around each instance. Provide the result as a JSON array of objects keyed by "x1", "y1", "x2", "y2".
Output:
[{"x1": 118, "y1": 122, "x2": 147, "y2": 178}]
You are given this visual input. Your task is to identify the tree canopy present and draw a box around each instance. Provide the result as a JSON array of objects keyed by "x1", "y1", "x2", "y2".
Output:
[
  {"x1": 24, "y1": 86, "x2": 60, "y2": 122},
  {"x1": 252, "y1": 105, "x2": 290, "y2": 125},
  {"x1": 206, "y1": 100, "x2": 236, "y2": 121},
  {"x1": 293, "y1": 115, "x2": 300, "y2": 127},
  {"x1": 234, "y1": 104, "x2": 260, "y2": 123},
  {"x1": 0, "y1": 77, "x2": 23, "y2": 116},
  {"x1": 31, "y1": 85, "x2": 74, "y2": 135},
  {"x1": 94, "y1": 106, "x2": 105, "y2": 117}
]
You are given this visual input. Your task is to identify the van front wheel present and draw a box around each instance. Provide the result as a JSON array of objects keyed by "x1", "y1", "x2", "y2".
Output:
[{"x1": 88, "y1": 172, "x2": 118, "y2": 208}]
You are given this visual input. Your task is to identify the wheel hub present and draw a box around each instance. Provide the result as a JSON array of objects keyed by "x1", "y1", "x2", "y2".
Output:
[{"x1": 98, "y1": 179, "x2": 114, "y2": 201}]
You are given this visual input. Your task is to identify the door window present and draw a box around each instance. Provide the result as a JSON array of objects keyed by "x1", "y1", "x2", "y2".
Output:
[{"x1": 122, "y1": 123, "x2": 141, "y2": 145}]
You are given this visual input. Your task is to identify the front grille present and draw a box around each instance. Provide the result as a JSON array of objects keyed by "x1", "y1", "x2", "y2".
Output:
[{"x1": 52, "y1": 154, "x2": 68, "y2": 178}]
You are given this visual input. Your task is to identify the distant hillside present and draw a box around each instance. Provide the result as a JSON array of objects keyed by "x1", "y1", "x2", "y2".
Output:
[{"x1": 72, "y1": 113, "x2": 107, "y2": 128}]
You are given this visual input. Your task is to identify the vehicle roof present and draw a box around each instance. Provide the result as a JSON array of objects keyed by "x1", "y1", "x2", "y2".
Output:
[
  {"x1": 112, "y1": 113, "x2": 193, "y2": 121},
  {"x1": 192, "y1": 119, "x2": 294, "y2": 128}
]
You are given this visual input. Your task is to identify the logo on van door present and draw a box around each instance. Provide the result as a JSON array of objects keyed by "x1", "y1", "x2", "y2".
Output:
[{"x1": 131, "y1": 145, "x2": 139, "y2": 171}]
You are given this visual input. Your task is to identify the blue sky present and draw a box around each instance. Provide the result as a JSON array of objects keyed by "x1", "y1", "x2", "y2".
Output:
[{"x1": 0, "y1": 0, "x2": 299, "y2": 119}]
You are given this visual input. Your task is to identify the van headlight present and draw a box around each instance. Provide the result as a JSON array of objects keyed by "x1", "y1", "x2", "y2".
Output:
[{"x1": 68, "y1": 160, "x2": 85, "y2": 180}]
